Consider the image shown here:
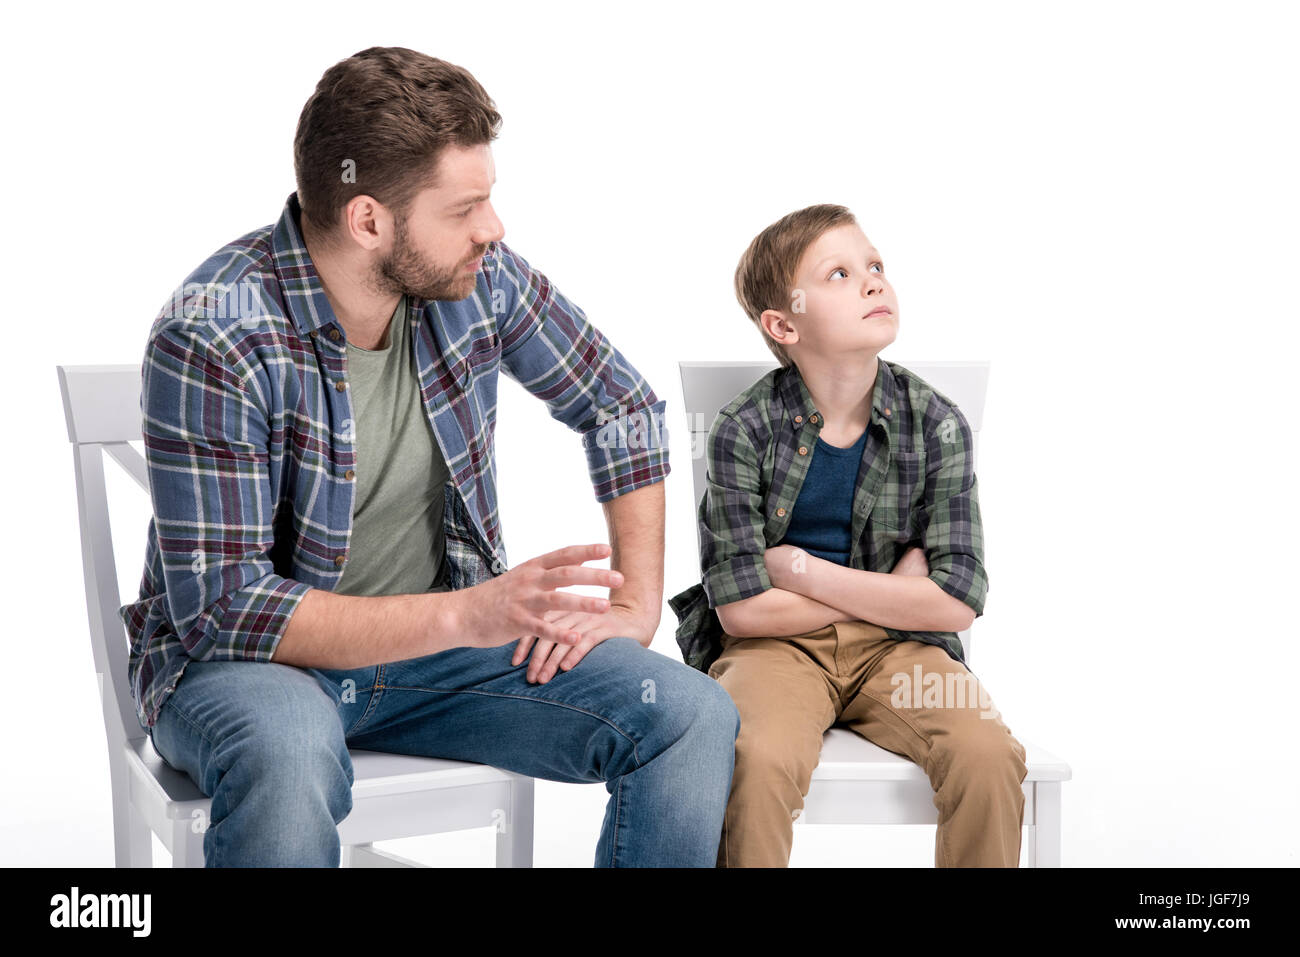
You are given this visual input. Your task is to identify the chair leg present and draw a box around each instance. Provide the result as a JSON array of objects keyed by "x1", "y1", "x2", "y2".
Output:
[
  {"x1": 495, "y1": 775, "x2": 534, "y2": 868},
  {"x1": 1027, "y1": 781, "x2": 1062, "y2": 868},
  {"x1": 170, "y1": 821, "x2": 205, "y2": 867},
  {"x1": 121, "y1": 806, "x2": 152, "y2": 868}
]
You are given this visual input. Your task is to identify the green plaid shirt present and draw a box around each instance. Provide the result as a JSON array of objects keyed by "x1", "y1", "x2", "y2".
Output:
[{"x1": 668, "y1": 359, "x2": 988, "y2": 674}]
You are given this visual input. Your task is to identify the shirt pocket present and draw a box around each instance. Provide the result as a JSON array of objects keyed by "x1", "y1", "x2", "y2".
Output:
[{"x1": 868, "y1": 450, "x2": 924, "y2": 535}]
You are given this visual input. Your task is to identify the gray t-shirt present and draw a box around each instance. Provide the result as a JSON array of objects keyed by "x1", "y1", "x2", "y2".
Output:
[{"x1": 334, "y1": 296, "x2": 452, "y2": 596}]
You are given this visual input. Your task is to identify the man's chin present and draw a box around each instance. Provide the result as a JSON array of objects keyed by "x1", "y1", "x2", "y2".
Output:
[{"x1": 410, "y1": 276, "x2": 478, "y2": 302}]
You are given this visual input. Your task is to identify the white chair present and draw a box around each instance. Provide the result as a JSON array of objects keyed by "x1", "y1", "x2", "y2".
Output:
[
  {"x1": 57, "y1": 364, "x2": 534, "y2": 868},
  {"x1": 678, "y1": 359, "x2": 1071, "y2": 867}
]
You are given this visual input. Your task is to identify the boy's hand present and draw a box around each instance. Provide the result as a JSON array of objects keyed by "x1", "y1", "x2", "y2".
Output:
[
  {"x1": 763, "y1": 544, "x2": 810, "y2": 592},
  {"x1": 891, "y1": 545, "x2": 930, "y2": 577}
]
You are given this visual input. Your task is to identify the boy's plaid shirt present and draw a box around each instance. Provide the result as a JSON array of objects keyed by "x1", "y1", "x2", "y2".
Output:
[
  {"x1": 667, "y1": 359, "x2": 987, "y2": 674},
  {"x1": 121, "y1": 193, "x2": 670, "y2": 734}
]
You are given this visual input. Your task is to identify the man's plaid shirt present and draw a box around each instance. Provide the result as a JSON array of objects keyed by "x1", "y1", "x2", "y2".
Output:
[
  {"x1": 668, "y1": 359, "x2": 987, "y2": 674},
  {"x1": 121, "y1": 193, "x2": 670, "y2": 733}
]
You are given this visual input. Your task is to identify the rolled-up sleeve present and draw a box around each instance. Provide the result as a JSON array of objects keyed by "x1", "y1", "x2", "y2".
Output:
[
  {"x1": 140, "y1": 325, "x2": 312, "y2": 662},
  {"x1": 700, "y1": 411, "x2": 772, "y2": 608},
  {"x1": 921, "y1": 404, "x2": 989, "y2": 617},
  {"x1": 490, "y1": 241, "x2": 669, "y2": 503}
]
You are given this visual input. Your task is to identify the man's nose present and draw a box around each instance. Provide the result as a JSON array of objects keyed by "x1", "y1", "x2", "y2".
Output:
[{"x1": 475, "y1": 202, "x2": 506, "y2": 244}]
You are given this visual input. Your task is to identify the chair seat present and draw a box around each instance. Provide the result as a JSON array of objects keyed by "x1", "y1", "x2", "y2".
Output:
[
  {"x1": 124, "y1": 735, "x2": 527, "y2": 853},
  {"x1": 814, "y1": 727, "x2": 1072, "y2": 782}
]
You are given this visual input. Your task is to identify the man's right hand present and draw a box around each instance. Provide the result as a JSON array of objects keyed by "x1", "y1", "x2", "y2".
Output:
[{"x1": 453, "y1": 543, "x2": 624, "y2": 649}]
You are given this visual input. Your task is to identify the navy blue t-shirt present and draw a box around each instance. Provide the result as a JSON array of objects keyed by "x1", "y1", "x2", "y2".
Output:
[{"x1": 780, "y1": 427, "x2": 870, "y2": 565}]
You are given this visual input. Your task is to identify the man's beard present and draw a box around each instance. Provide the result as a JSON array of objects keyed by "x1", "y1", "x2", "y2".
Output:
[{"x1": 372, "y1": 213, "x2": 482, "y2": 302}]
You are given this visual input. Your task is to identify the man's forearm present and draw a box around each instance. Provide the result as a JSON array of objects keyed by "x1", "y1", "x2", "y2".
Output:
[
  {"x1": 272, "y1": 587, "x2": 463, "y2": 669},
  {"x1": 718, "y1": 587, "x2": 857, "y2": 638},
  {"x1": 790, "y1": 557, "x2": 974, "y2": 632},
  {"x1": 601, "y1": 480, "x2": 665, "y2": 644}
]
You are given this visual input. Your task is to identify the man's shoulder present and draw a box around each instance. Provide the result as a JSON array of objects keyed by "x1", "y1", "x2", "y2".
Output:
[{"x1": 146, "y1": 221, "x2": 295, "y2": 362}]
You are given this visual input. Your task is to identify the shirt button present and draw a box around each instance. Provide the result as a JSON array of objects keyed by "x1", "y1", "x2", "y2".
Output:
[
  {"x1": 798, "y1": 446, "x2": 808, "y2": 455},
  {"x1": 794, "y1": 414, "x2": 803, "y2": 424},
  {"x1": 309, "y1": 330, "x2": 318, "y2": 339},
  {"x1": 334, "y1": 555, "x2": 346, "y2": 568},
  {"x1": 344, "y1": 469, "x2": 355, "y2": 480},
  {"x1": 810, "y1": 414, "x2": 819, "y2": 424},
  {"x1": 335, "y1": 380, "x2": 347, "y2": 392},
  {"x1": 329, "y1": 329, "x2": 341, "y2": 341},
  {"x1": 884, "y1": 407, "x2": 891, "y2": 416},
  {"x1": 776, "y1": 507, "x2": 786, "y2": 517}
]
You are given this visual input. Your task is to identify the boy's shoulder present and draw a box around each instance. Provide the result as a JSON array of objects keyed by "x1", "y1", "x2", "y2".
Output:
[
  {"x1": 703, "y1": 359, "x2": 975, "y2": 468},
  {"x1": 886, "y1": 359, "x2": 961, "y2": 408},
  {"x1": 884, "y1": 360, "x2": 975, "y2": 447},
  {"x1": 704, "y1": 365, "x2": 788, "y2": 457},
  {"x1": 709, "y1": 359, "x2": 968, "y2": 435}
]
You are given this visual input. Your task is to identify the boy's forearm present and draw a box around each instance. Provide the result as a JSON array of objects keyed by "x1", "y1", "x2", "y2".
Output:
[
  {"x1": 718, "y1": 586, "x2": 857, "y2": 639},
  {"x1": 272, "y1": 587, "x2": 466, "y2": 669},
  {"x1": 788, "y1": 557, "x2": 974, "y2": 632}
]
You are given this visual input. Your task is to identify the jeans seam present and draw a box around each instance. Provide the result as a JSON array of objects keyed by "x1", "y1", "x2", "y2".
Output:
[
  {"x1": 346, "y1": 664, "x2": 386, "y2": 736},
  {"x1": 609, "y1": 776, "x2": 623, "y2": 867},
  {"x1": 378, "y1": 685, "x2": 645, "y2": 767}
]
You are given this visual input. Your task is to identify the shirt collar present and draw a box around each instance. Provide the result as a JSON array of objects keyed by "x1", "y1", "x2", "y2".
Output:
[
  {"x1": 777, "y1": 358, "x2": 898, "y2": 433},
  {"x1": 272, "y1": 192, "x2": 435, "y2": 340},
  {"x1": 270, "y1": 192, "x2": 343, "y2": 337}
]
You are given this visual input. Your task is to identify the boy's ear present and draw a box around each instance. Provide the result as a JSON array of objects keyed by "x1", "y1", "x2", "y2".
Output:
[{"x1": 761, "y1": 308, "x2": 798, "y2": 348}]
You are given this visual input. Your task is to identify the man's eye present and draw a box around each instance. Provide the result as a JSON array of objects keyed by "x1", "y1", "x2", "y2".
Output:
[
  {"x1": 830, "y1": 267, "x2": 848, "y2": 279},
  {"x1": 458, "y1": 208, "x2": 473, "y2": 218}
]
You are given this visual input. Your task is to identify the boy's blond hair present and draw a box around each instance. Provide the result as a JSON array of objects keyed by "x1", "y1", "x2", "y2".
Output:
[{"x1": 733, "y1": 204, "x2": 858, "y2": 368}]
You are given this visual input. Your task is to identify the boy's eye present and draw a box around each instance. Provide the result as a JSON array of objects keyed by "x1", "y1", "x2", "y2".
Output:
[{"x1": 829, "y1": 263, "x2": 884, "y2": 279}]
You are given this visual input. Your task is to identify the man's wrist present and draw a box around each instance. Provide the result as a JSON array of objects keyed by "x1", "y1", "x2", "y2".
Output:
[
  {"x1": 430, "y1": 587, "x2": 470, "y2": 650},
  {"x1": 610, "y1": 598, "x2": 659, "y2": 645}
]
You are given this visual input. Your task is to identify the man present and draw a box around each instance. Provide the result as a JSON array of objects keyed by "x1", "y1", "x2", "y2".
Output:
[{"x1": 122, "y1": 46, "x2": 738, "y2": 867}]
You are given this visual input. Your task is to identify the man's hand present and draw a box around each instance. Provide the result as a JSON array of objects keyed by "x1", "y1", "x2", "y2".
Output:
[
  {"x1": 454, "y1": 543, "x2": 624, "y2": 650},
  {"x1": 512, "y1": 602, "x2": 656, "y2": 684}
]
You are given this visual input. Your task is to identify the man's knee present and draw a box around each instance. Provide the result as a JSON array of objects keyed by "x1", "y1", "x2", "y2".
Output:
[{"x1": 598, "y1": 638, "x2": 740, "y2": 750}]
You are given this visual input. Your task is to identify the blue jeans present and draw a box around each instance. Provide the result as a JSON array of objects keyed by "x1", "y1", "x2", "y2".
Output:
[{"x1": 150, "y1": 636, "x2": 740, "y2": 867}]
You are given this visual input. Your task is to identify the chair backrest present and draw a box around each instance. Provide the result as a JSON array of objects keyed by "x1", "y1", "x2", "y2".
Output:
[
  {"x1": 678, "y1": 359, "x2": 990, "y2": 662},
  {"x1": 57, "y1": 364, "x2": 150, "y2": 746}
]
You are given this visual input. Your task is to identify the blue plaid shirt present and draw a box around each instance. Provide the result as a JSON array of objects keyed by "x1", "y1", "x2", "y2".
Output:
[{"x1": 121, "y1": 193, "x2": 670, "y2": 733}]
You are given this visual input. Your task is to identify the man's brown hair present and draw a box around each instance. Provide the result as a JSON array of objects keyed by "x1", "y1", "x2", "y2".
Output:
[
  {"x1": 733, "y1": 204, "x2": 859, "y2": 368},
  {"x1": 293, "y1": 47, "x2": 503, "y2": 235}
]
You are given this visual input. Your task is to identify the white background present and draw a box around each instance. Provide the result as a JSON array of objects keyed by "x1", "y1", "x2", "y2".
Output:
[{"x1": 2, "y1": 0, "x2": 1296, "y2": 867}]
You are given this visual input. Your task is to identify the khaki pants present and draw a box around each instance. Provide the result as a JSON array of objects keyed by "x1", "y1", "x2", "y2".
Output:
[{"x1": 709, "y1": 620, "x2": 1028, "y2": 867}]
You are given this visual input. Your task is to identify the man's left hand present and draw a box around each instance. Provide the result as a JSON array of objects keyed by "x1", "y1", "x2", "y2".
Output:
[{"x1": 512, "y1": 604, "x2": 656, "y2": 684}]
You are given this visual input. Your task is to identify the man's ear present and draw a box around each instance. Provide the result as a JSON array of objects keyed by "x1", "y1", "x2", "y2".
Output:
[{"x1": 341, "y1": 194, "x2": 390, "y2": 251}]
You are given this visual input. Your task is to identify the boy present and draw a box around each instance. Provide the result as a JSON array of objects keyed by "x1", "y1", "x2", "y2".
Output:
[{"x1": 668, "y1": 204, "x2": 1028, "y2": 867}]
